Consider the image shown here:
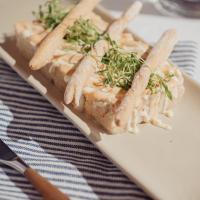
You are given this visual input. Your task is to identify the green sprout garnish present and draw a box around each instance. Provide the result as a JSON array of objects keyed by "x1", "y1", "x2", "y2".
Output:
[
  {"x1": 99, "y1": 47, "x2": 143, "y2": 90},
  {"x1": 98, "y1": 35, "x2": 143, "y2": 90},
  {"x1": 33, "y1": 0, "x2": 68, "y2": 30},
  {"x1": 147, "y1": 73, "x2": 174, "y2": 100},
  {"x1": 65, "y1": 19, "x2": 101, "y2": 54},
  {"x1": 99, "y1": 35, "x2": 174, "y2": 100}
]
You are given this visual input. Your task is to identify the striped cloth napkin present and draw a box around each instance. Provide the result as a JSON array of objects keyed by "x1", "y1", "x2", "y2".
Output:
[{"x1": 0, "y1": 41, "x2": 199, "y2": 200}]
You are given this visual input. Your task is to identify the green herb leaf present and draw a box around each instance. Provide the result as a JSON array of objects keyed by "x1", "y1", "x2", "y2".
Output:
[
  {"x1": 104, "y1": 34, "x2": 118, "y2": 49},
  {"x1": 161, "y1": 81, "x2": 173, "y2": 100},
  {"x1": 33, "y1": 0, "x2": 68, "y2": 30},
  {"x1": 147, "y1": 73, "x2": 173, "y2": 100}
]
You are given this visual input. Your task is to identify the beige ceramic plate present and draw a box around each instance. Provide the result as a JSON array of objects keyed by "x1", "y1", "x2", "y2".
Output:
[{"x1": 1, "y1": 1, "x2": 200, "y2": 200}]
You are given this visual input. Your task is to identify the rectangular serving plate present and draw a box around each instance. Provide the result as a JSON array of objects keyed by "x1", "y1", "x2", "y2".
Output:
[{"x1": 1, "y1": 3, "x2": 200, "y2": 200}]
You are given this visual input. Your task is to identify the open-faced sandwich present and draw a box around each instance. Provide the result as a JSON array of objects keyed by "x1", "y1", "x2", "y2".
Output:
[{"x1": 15, "y1": 0, "x2": 184, "y2": 134}]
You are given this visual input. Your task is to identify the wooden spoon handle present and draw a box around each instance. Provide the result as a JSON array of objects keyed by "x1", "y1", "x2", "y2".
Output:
[{"x1": 24, "y1": 168, "x2": 70, "y2": 200}]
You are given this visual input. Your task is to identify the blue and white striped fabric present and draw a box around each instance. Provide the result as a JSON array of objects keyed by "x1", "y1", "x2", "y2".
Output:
[{"x1": 0, "y1": 41, "x2": 199, "y2": 200}]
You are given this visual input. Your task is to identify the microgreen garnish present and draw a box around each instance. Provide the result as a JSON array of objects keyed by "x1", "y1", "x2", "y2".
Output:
[
  {"x1": 33, "y1": 0, "x2": 68, "y2": 30},
  {"x1": 99, "y1": 35, "x2": 174, "y2": 100},
  {"x1": 147, "y1": 73, "x2": 174, "y2": 100},
  {"x1": 65, "y1": 19, "x2": 101, "y2": 54},
  {"x1": 99, "y1": 47, "x2": 144, "y2": 90}
]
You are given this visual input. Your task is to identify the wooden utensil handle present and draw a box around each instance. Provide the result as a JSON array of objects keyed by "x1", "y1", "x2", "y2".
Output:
[{"x1": 24, "y1": 168, "x2": 70, "y2": 200}]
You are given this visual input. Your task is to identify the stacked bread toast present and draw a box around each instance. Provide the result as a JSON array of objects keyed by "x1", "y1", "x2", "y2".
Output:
[{"x1": 15, "y1": 0, "x2": 184, "y2": 134}]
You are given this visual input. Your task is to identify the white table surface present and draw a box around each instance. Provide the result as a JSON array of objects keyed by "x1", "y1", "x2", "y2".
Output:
[{"x1": 101, "y1": 0, "x2": 200, "y2": 44}]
